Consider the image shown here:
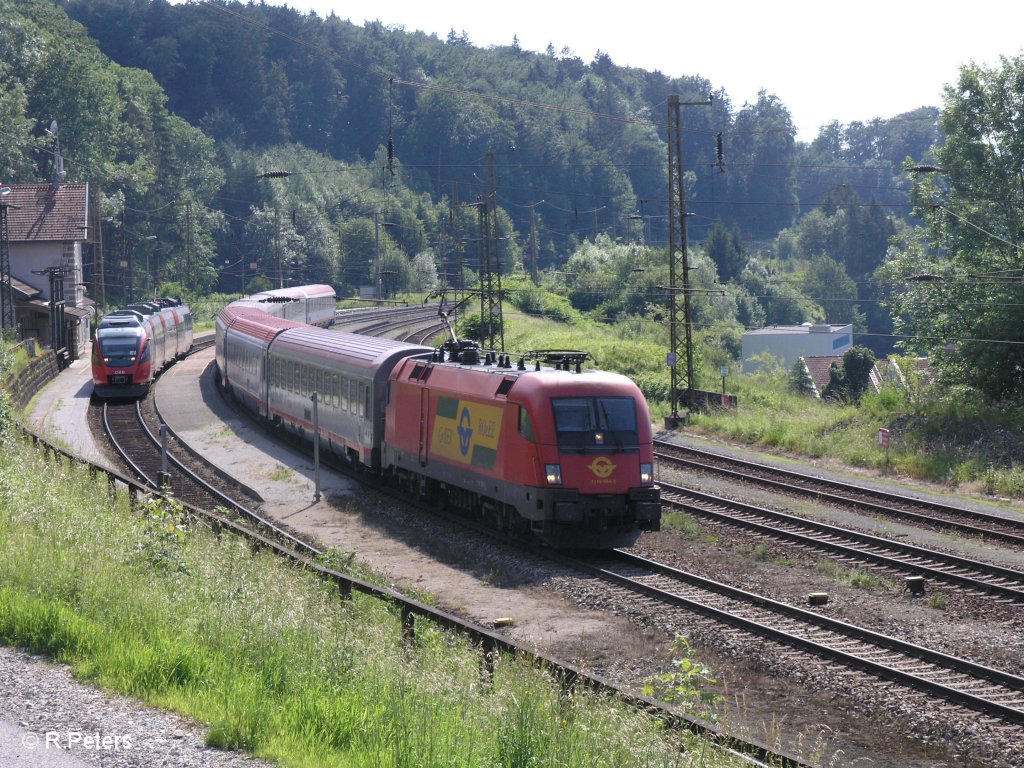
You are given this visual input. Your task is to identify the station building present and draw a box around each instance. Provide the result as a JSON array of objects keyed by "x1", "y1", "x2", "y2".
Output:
[{"x1": 1, "y1": 183, "x2": 93, "y2": 362}]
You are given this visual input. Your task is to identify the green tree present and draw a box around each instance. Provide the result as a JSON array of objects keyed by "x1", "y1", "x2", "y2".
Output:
[
  {"x1": 803, "y1": 255, "x2": 863, "y2": 327},
  {"x1": 704, "y1": 220, "x2": 747, "y2": 283},
  {"x1": 726, "y1": 91, "x2": 800, "y2": 235},
  {"x1": 822, "y1": 345, "x2": 876, "y2": 402},
  {"x1": 0, "y1": 61, "x2": 33, "y2": 181},
  {"x1": 883, "y1": 55, "x2": 1024, "y2": 402},
  {"x1": 789, "y1": 358, "x2": 816, "y2": 396},
  {"x1": 410, "y1": 251, "x2": 438, "y2": 293}
]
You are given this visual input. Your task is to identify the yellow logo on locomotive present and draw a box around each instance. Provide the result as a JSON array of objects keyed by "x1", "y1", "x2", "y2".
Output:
[
  {"x1": 588, "y1": 456, "x2": 617, "y2": 478},
  {"x1": 431, "y1": 397, "x2": 503, "y2": 470}
]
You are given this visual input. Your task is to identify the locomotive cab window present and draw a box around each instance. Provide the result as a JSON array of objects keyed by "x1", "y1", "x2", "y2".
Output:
[{"x1": 551, "y1": 397, "x2": 638, "y2": 449}]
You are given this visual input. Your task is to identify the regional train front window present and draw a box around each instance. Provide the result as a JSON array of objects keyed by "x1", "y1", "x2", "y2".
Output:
[
  {"x1": 99, "y1": 334, "x2": 140, "y2": 364},
  {"x1": 551, "y1": 397, "x2": 638, "y2": 449}
]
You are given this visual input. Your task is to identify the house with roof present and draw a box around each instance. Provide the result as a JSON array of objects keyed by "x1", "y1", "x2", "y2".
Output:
[
  {"x1": 1, "y1": 183, "x2": 93, "y2": 360},
  {"x1": 794, "y1": 355, "x2": 933, "y2": 399}
]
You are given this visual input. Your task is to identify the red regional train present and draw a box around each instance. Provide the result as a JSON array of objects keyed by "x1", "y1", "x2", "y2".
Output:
[
  {"x1": 216, "y1": 287, "x2": 660, "y2": 549},
  {"x1": 91, "y1": 297, "x2": 193, "y2": 399}
]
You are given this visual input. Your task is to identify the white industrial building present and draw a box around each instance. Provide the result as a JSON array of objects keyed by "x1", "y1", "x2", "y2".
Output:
[{"x1": 741, "y1": 323, "x2": 853, "y2": 373}]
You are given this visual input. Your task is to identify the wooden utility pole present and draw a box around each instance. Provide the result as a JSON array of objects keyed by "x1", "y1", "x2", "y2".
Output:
[
  {"x1": 185, "y1": 200, "x2": 194, "y2": 291},
  {"x1": 275, "y1": 206, "x2": 283, "y2": 289},
  {"x1": 529, "y1": 201, "x2": 540, "y2": 285},
  {"x1": 483, "y1": 152, "x2": 501, "y2": 350},
  {"x1": 0, "y1": 195, "x2": 14, "y2": 331},
  {"x1": 450, "y1": 180, "x2": 461, "y2": 310}
]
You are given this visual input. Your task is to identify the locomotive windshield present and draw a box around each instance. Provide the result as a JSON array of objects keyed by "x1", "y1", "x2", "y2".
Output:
[
  {"x1": 98, "y1": 333, "x2": 140, "y2": 364},
  {"x1": 551, "y1": 396, "x2": 638, "y2": 449}
]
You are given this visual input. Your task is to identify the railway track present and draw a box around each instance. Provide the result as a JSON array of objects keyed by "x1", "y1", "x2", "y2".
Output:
[
  {"x1": 101, "y1": 396, "x2": 254, "y2": 514},
  {"x1": 561, "y1": 548, "x2": 1024, "y2": 726},
  {"x1": 658, "y1": 480, "x2": 1024, "y2": 602},
  {"x1": 95, "y1": 370, "x2": 318, "y2": 557},
  {"x1": 655, "y1": 440, "x2": 1024, "y2": 547},
  {"x1": 336, "y1": 304, "x2": 442, "y2": 337},
  {"x1": 95, "y1": 339, "x2": 255, "y2": 512}
]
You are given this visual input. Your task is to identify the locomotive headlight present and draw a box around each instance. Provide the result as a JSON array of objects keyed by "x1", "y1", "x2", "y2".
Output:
[
  {"x1": 544, "y1": 464, "x2": 563, "y2": 485},
  {"x1": 640, "y1": 463, "x2": 654, "y2": 485}
]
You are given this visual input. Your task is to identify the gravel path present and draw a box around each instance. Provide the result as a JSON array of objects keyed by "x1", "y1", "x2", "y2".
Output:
[{"x1": 0, "y1": 646, "x2": 272, "y2": 768}]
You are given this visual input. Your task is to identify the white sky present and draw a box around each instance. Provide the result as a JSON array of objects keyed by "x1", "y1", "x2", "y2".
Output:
[{"x1": 258, "y1": 0, "x2": 1024, "y2": 142}]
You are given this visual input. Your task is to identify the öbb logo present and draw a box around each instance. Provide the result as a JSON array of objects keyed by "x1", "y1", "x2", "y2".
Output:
[{"x1": 457, "y1": 407, "x2": 473, "y2": 456}]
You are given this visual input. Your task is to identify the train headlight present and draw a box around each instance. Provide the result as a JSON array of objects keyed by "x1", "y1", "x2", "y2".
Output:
[
  {"x1": 544, "y1": 464, "x2": 563, "y2": 485},
  {"x1": 640, "y1": 463, "x2": 654, "y2": 485}
]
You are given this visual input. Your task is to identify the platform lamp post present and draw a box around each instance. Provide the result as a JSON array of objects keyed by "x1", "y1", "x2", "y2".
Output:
[{"x1": 0, "y1": 186, "x2": 16, "y2": 333}]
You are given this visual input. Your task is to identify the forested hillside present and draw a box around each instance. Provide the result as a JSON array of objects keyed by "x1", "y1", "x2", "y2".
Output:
[{"x1": 61, "y1": 0, "x2": 941, "y2": 242}]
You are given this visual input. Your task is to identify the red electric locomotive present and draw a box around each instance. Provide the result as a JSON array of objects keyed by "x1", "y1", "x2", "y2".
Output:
[
  {"x1": 383, "y1": 348, "x2": 660, "y2": 549},
  {"x1": 91, "y1": 298, "x2": 193, "y2": 399}
]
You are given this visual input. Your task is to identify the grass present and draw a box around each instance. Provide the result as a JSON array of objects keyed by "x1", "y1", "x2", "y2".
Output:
[
  {"x1": 0, "y1": 431, "x2": 749, "y2": 768},
  {"x1": 268, "y1": 465, "x2": 293, "y2": 482},
  {"x1": 813, "y1": 560, "x2": 889, "y2": 591},
  {"x1": 660, "y1": 510, "x2": 702, "y2": 538}
]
